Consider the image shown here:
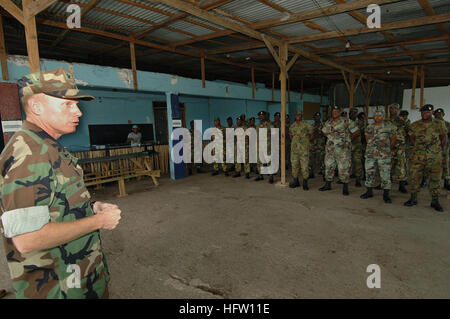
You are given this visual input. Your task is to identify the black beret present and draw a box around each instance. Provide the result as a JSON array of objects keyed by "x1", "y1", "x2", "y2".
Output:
[
  {"x1": 331, "y1": 105, "x2": 341, "y2": 110},
  {"x1": 227, "y1": 116, "x2": 232, "y2": 121},
  {"x1": 249, "y1": 117, "x2": 255, "y2": 121},
  {"x1": 399, "y1": 110, "x2": 409, "y2": 116},
  {"x1": 274, "y1": 112, "x2": 280, "y2": 116},
  {"x1": 314, "y1": 112, "x2": 321, "y2": 117},
  {"x1": 420, "y1": 104, "x2": 434, "y2": 112},
  {"x1": 434, "y1": 108, "x2": 445, "y2": 114},
  {"x1": 258, "y1": 111, "x2": 265, "y2": 116}
]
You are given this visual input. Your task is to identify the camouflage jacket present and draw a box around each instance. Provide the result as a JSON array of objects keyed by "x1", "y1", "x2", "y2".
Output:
[
  {"x1": 289, "y1": 121, "x2": 312, "y2": 153},
  {"x1": 257, "y1": 120, "x2": 273, "y2": 148},
  {"x1": 311, "y1": 122, "x2": 326, "y2": 150},
  {"x1": 322, "y1": 117, "x2": 359, "y2": 149},
  {"x1": 435, "y1": 119, "x2": 450, "y2": 149},
  {"x1": 409, "y1": 119, "x2": 448, "y2": 155},
  {"x1": 386, "y1": 116, "x2": 408, "y2": 147},
  {"x1": 0, "y1": 121, "x2": 109, "y2": 299},
  {"x1": 365, "y1": 122, "x2": 396, "y2": 159}
]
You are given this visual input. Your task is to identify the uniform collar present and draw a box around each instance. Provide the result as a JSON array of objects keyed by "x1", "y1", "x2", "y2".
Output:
[{"x1": 22, "y1": 120, "x2": 65, "y2": 152}]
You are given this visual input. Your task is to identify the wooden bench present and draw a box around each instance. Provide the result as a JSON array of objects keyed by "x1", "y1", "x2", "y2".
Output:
[{"x1": 79, "y1": 151, "x2": 160, "y2": 197}]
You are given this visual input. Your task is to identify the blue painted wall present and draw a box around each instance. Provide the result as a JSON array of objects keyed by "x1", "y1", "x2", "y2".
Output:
[{"x1": 2, "y1": 55, "x2": 329, "y2": 151}]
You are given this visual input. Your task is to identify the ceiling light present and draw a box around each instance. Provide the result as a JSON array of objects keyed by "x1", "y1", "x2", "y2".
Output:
[
  {"x1": 280, "y1": 12, "x2": 291, "y2": 22},
  {"x1": 246, "y1": 57, "x2": 251, "y2": 60},
  {"x1": 387, "y1": 70, "x2": 391, "y2": 75},
  {"x1": 345, "y1": 42, "x2": 351, "y2": 49}
]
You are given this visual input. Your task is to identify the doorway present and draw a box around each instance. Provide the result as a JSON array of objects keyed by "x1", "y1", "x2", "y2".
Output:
[{"x1": 153, "y1": 101, "x2": 186, "y2": 145}]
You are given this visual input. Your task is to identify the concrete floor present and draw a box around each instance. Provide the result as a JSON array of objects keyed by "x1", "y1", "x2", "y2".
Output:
[{"x1": 1, "y1": 171, "x2": 449, "y2": 299}]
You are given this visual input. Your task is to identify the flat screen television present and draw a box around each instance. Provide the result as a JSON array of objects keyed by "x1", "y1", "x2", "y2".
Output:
[{"x1": 88, "y1": 124, "x2": 154, "y2": 147}]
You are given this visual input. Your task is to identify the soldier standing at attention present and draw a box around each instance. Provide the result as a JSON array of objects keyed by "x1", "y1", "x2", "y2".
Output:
[
  {"x1": 248, "y1": 117, "x2": 257, "y2": 174},
  {"x1": 357, "y1": 112, "x2": 367, "y2": 178},
  {"x1": 285, "y1": 114, "x2": 291, "y2": 170},
  {"x1": 255, "y1": 111, "x2": 273, "y2": 183},
  {"x1": 360, "y1": 110, "x2": 397, "y2": 203},
  {"x1": 433, "y1": 108, "x2": 450, "y2": 190},
  {"x1": 0, "y1": 68, "x2": 121, "y2": 299},
  {"x1": 319, "y1": 105, "x2": 360, "y2": 196},
  {"x1": 309, "y1": 112, "x2": 326, "y2": 179},
  {"x1": 233, "y1": 117, "x2": 251, "y2": 179},
  {"x1": 404, "y1": 104, "x2": 447, "y2": 212},
  {"x1": 188, "y1": 120, "x2": 203, "y2": 175},
  {"x1": 289, "y1": 111, "x2": 313, "y2": 190},
  {"x1": 272, "y1": 112, "x2": 281, "y2": 177},
  {"x1": 211, "y1": 117, "x2": 229, "y2": 176},
  {"x1": 349, "y1": 109, "x2": 363, "y2": 187},
  {"x1": 386, "y1": 103, "x2": 409, "y2": 193}
]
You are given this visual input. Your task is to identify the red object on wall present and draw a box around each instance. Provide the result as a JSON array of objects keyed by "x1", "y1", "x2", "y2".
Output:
[{"x1": 0, "y1": 83, "x2": 22, "y2": 146}]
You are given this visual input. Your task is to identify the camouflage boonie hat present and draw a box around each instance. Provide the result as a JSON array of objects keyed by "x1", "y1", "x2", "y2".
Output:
[
  {"x1": 388, "y1": 103, "x2": 400, "y2": 109},
  {"x1": 374, "y1": 110, "x2": 385, "y2": 117},
  {"x1": 17, "y1": 67, "x2": 94, "y2": 101}
]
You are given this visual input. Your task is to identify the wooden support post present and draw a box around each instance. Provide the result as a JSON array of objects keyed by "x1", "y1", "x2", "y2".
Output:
[
  {"x1": 300, "y1": 79, "x2": 304, "y2": 100},
  {"x1": 201, "y1": 54, "x2": 205, "y2": 88},
  {"x1": 271, "y1": 72, "x2": 274, "y2": 102},
  {"x1": 420, "y1": 65, "x2": 425, "y2": 107},
  {"x1": 251, "y1": 66, "x2": 255, "y2": 99},
  {"x1": 411, "y1": 66, "x2": 418, "y2": 109},
  {"x1": 288, "y1": 76, "x2": 290, "y2": 103},
  {"x1": 23, "y1": 0, "x2": 41, "y2": 73},
  {"x1": 117, "y1": 178, "x2": 128, "y2": 197},
  {"x1": 130, "y1": 42, "x2": 138, "y2": 90},
  {"x1": 349, "y1": 72, "x2": 355, "y2": 109},
  {"x1": 0, "y1": 15, "x2": 9, "y2": 80},
  {"x1": 279, "y1": 42, "x2": 287, "y2": 186}
]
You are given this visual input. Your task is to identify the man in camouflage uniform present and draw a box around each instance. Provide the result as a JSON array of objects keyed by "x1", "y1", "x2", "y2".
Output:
[
  {"x1": 272, "y1": 112, "x2": 281, "y2": 177},
  {"x1": 433, "y1": 108, "x2": 450, "y2": 190},
  {"x1": 309, "y1": 112, "x2": 325, "y2": 179},
  {"x1": 233, "y1": 117, "x2": 251, "y2": 179},
  {"x1": 285, "y1": 114, "x2": 291, "y2": 170},
  {"x1": 404, "y1": 104, "x2": 447, "y2": 212},
  {"x1": 188, "y1": 120, "x2": 203, "y2": 175},
  {"x1": 386, "y1": 103, "x2": 409, "y2": 193},
  {"x1": 399, "y1": 110, "x2": 412, "y2": 174},
  {"x1": 360, "y1": 110, "x2": 397, "y2": 203},
  {"x1": 349, "y1": 109, "x2": 363, "y2": 187},
  {"x1": 0, "y1": 68, "x2": 121, "y2": 299},
  {"x1": 319, "y1": 105, "x2": 360, "y2": 195},
  {"x1": 211, "y1": 117, "x2": 229, "y2": 176},
  {"x1": 248, "y1": 117, "x2": 257, "y2": 174},
  {"x1": 357, "y1": 112, "x2": 367, "y2": 179},
  {"x1": 289, "y1": 110, "x2": 313, "y2": 190},
  {"x1": 254, "y1": 111, "x2": 274, "y2": 183}
]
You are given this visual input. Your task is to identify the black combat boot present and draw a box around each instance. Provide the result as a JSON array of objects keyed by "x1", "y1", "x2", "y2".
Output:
[
  {"x1": 289, "y1": 177, "x2": 300, "y2": 188},
  {"x1": 420, "y1": 177, "x2": 427, "y2": 188},
  {"x1": 343, "y1": 183, "x2": 349, "y2": 196},
  {"x1": 269, "y1": 175, "x2": 274, "y2": 184},
  {"x1": 430, "y1": 196, "x2": 444, "y2": 212},
  {"x1": 319, "y1": 181, "x2": 332, "y2": 191},
  {"x1": 355, "y1": 178, "x2": 362, "y2": 187},
  {"x1": 224, "y1": 171, "x2": 230, "y2": 176},
  {"x1": 211, "y1": 170, "x2": 219, "y2": 176},
  {"x1": 444, "y1": 179, "x2": 450, "y2": 190},
  {"x1": 188, "y1": 168, "x2": 193, "y2": 175},
  {"x1": 374, "y1": 184, "x2": 382, "y2": 190},
  {"x1": 383, "y1": 189, "x2": 392, "y2": 203},
  {"x1": 360, "y1": 187, "x2": 373, "y2": 199},
  {"x1": 245, "y1": 173, "x2": 250, "y2": 179},
  {"x1": 398, "y1": 181, "x2": 407, "y2": 193},
  {"x1": 233, "y1": 171, "x2": 241, "y2": 178},
  {"x1": 309, "y1": 171, "x2": 315, "y2": 179},
  {"x1": 254, "y1": 174, "x2": 263, "y2": 181},
  {"x1": 302, "y1": 179, "x2": 309, "y2": 191},
  {"x1": 404, "y1": 193, "x2": 418, "y2": 206},
  {"x1": 196, "y1": 168, "x2": 204, "y2": 173},
  {"x1": 350, "y1": 174, "x2": 356, "y2": 179}
]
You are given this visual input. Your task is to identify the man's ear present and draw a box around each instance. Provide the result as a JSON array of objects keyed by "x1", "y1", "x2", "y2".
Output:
[{"x1": 28, "y1": 94, "x2": 45, "y2": 115}]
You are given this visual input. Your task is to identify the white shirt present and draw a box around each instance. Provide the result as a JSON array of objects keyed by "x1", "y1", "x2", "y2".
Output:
[{"x1": 127, "y1": 132, "x2": 142, "y2": 146}]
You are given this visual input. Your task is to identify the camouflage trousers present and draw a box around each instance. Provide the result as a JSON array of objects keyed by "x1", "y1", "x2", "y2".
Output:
[
  {"x1": 291, "y1": 149, "x2": 309, "y2": 179},
  {"x1": 235, "y1": 144, "x2": 250, "y2": 174},
  {"x1": 391, "y1": 146, "x2": 407, "y2": 182},
  {"x1": 324, "y1": 145, "x2": 351, "y2": 183},
  {"x1": 409, "y1": 152, "x2": 442, "y2": 196},
  {"x1": 213, "y1": 146, "x2": 228, "y2": 172},
  {"x1": 309, "y1": 146, "x2": 325, "y2": 175},
  {"x1": 365, "y1": 157, "x2": 392, "y2": 190},
  {"x1": 285, "y1": 140, "x2": 291, "y2": 168},
  {"x1": 441, "y1": 147, "x2": 449, "y2": 180},
  {"x1": 351, "y1": 145, "x2": 364, "y2": 179},
  {"x1": 188, "y1": 148, "x2": 202, "y2": 171}
]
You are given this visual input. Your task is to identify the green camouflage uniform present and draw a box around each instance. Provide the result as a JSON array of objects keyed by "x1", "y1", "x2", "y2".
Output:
[
  {"x1": 0, "y1": 122, "x2": 109, "y2": 299},
  {"x1": 257, "y1": 120, "x2": 272, "y2": 174},
  {"x1": 364, "y1": 122, "x2": 396, "y2": 189},
  {"x1": 386, "y1": 116, "x2": 409, "y2": 182},
  {"x1": 309, "y1": 121, "x2": 325, "y2": 175},
  {"x1": 290, "y1": 121, "x2": 313, "y2": 179},
  {"x1": 212, "y1": 125, "x2": 228, "y2": 172},
  {"x1": 188, "y1": 128, "x2": 202, "y2": 172},
  {"x1": 285, "y1": 122, "x2": 291, "y2": 169},
  {"x1": 235, "y1": 124, "x2": 251, "y2": 174},
  {"x1": 435, "y1": 119, "x2": 450, "y2": 180},
  {"x1": 322, "y1": 117, "x2": 359, "y2": 183},
  {"x1": 408, "y1": 119, "x2": 447, "y2": 196},
  {"x1": 350, "y1": 119, "x2": 364, "y2": 179}
]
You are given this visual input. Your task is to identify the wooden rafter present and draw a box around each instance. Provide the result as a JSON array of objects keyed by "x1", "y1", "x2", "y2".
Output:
[
  {"x1": 0, "y1": 14, "x2": 8, "y2": 80},
  {"x1": 0, "y1": 0, "x2": 24, "y2": 24},
  {"x1": 417, "y1": 0, "x2": 450, "y2": 47}
]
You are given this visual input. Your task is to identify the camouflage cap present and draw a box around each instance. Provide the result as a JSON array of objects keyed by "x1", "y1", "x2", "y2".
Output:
[
  {"x1": 296, "y1": 110, "x2": 303, "y2": 115},
  {"x1": 388, "y1": 103, "x2": 400, "y2": 109},
  {"x1": 17, "y1": 67, "x2": 94, "y2": 101},
  {"x1": 374, "y1": 110, "x2": 385, "y2": 117},
  {"x1": 420, "y1": 104, "x2": 433, "y2": 112}
]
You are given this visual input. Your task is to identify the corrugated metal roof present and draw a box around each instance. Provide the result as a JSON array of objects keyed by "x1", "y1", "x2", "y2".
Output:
[
  {"x1": 309, "y1": 13, "x2": 364, "y2": 32},
  {"x1": 218, "y1": 0, "x2": 284, "y2": 23},
  {"x1": 406, "y1": 40, "x2": 449, "y2": 51},
  {"x1": 270, "y1": 21, "x2": 322, "y2": 38},
  {"x1": 144, "y1": 28, "x2": 191, "y2": 42},
  {"x1": 168, "y1": 20, "x2": 218, "y2": 37}
]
